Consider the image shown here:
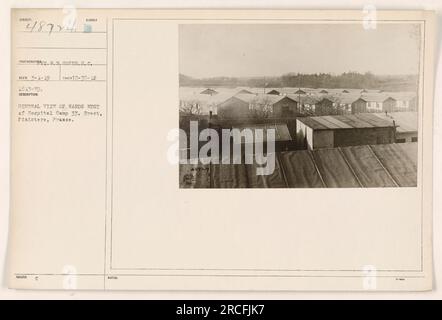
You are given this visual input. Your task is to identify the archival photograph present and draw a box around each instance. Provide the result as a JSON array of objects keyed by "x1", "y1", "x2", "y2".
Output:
[{"x1": 178, "y1": 23, "x2": 420, "y2": 188}]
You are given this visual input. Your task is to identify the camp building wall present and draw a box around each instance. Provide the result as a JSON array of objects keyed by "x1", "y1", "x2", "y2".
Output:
[
  {"x1": 382, "y1": 98, "x2": 397, "y2": 113},
  {"x1": 295, "y1": 119, "x2": 313, "y2": 149},
  {"x1": 217, "y1": 96, "x2": 250, "y2": 119},
  {"x1": 351, "y1": 99, "x2": 367, "y2": 114},
  {"x1": 296, "y1": 115, "x2": 397, "y2": 150},
  {"x1": 395, "y1": 131, "x2": 418, "y2": 143},
  {"x1": 312, "y1": 130, "x2": 334, "y2": 149},
  {"x1": 296, "y1": 119, "x2": 334, "y2": 150},
  {"x1": 272, "y1": 96, "x2": 298, "y2": 117},
  {"x1": 333, "y1": 127, "x2": 395, "y2": 147}
]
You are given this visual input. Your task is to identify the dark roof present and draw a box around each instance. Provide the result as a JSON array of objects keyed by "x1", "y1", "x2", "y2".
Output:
[
  {"x1": 297, "y1": 113, "x2": 395, "y2": 130},
  {"x1": 236, "y1": 89, "x2": 253, "y2": 94},
  {"x1": 179, "y1": 143, "x2": 417, "y2": 188},
  {"x1": 267, "y1": 89, "x2": 280, "y2": 95},
  {"x1": 294, "y1": 89, "x2": 307, "y2": 94},
  {"x1": 200, "y1": 88, "x2": 218, "y2": 95}
]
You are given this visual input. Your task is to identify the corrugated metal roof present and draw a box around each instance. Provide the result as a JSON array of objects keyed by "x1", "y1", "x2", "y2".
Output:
[
  {"x1": 371, "y1": 112, "x2": 418, "y2": 133},
  {"x1": 354, "y1": 113, "x2": 394, "y2": 127},
  {"x1": 370, "y1": 143, "x2": 417, "y2": 187},
  {"x1": 321, "y1": 115, "x2": 353, "y2": 129},
  {"x1": 311, "y1": 116, "x2": 343, "y2": 129},
  {"x1": 279, "y1": 151, "x2": 324, "y2": 187},
  {"x1": 297, "y1": 116, "x2": 328, "y2": 130},
  {"x1": 312, "y1": 148, "x2": 361, "y2": 187},
  {"x1": 332, "y1": 115, "x2": 375, "y2": 128},
  {"x1": 179, "y1": 143, "x2": 417, "y2": 188},
  {"x1": 340, "y1": 146, "x2": 397, "y2": 187},
  {"x1": 298, "y1": 113, "x2": 394, "y2": 130}
]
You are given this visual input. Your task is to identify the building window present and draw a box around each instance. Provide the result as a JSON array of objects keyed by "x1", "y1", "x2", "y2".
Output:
[
  {"x1": 411, "y1": 137, "x2": 418, "y2": 142},
  {"x1": 396, "y1": 138, "x2": 406, "y2": 143}
]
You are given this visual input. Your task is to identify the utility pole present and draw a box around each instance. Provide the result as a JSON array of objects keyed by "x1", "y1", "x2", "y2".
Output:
[
  {"x1": 298, "y1": 76, "x2": 302, "y2": 114},
  {"x1": 298, "y1": 88, "x2": 302, "y2": 114}
]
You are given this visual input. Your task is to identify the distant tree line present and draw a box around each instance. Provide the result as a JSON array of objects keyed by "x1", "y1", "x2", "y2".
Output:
[{"x1": 180, "y1": 72, "x2": 418, "y2": 91}]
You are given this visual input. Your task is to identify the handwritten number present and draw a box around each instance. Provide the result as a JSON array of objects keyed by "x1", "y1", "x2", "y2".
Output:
[
  {"x1": 37, "y1": 21, "x2": 46, "y2": 32},
  {"x1": 24, "y1": 19, "x2": 76, "y2": 35},
  {"x1": 25, "y1": 21, "x2": 37, "y2": 32},
  {"x1": 47, "y1": 23, "x2": 55, "y2": 35}
]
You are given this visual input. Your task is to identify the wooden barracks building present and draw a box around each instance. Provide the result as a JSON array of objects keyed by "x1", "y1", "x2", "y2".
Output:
[
  {"x1": 217, "y1": 93, "x2": 298, "y2": 118},
  {"x1": 296, "y1": 114, "x2": 397, "y2": 150}
]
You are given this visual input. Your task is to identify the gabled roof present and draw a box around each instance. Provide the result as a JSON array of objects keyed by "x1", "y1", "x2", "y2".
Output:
[
  {"x1": 336, "y1": 94, "x2": 362, "y2": 104},
  {"x1": 267, "y1": 89, "x2": 281, "y2": 95},
  {"x1": 200, "y1": 88, "x2": 218, "y2": 95},
  {"x1": 324, "y1": 89, "x2": 350, "y2": 95},
  {"x1": 234, "y1": 93, "x2": 291, "y2": 105},
  {"x1": 287, "y1": 94, "x2": 320, "y2": 105},
  {"x1": 360, "y1": 93, "x2": 395, "y2": 103},
  {"x1": 218, "y1": 95, "x2": 250, "y2": 107},
  {"x1": 294, "y1": 89, "x2": 307, "y2": 94},
  {"x1": 236, "y1": 89, "x2": 253, "y2": 95},
  {"x1": 361, "y1": 89, "x2": 382, "y2": 94}
]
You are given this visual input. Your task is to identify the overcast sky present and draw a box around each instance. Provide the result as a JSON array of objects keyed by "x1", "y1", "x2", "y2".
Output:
[{"x1": 179, "y1": 23, "x2": 421, "y2": 78}]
